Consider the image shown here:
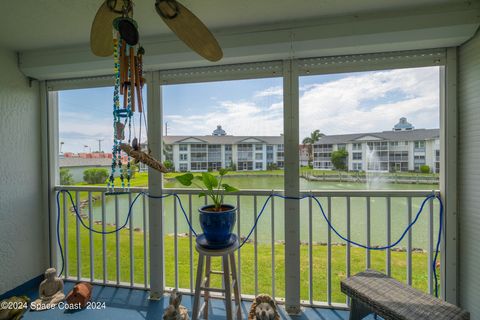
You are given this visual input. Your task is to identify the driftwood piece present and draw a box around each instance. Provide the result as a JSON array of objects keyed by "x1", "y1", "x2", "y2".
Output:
[{"x1": 120, "y1": 144, "x2": 168, "y2": 173}]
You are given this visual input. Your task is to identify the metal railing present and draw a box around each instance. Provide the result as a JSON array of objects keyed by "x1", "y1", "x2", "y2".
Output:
[{"x1": 54, "y1": 185, "x2": 440, "y2": 307}]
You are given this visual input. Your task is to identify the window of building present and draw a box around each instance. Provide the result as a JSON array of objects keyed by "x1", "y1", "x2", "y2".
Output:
[
  {"x1": 191, "y1": 162, "x2": 207, "y2": 171},
  {"x1": 255, "y1": 153, "x2": 263, "y2": 160},
  {"x1": 179, "y1": 144, "x2": 188, "y2": 151},
  {"x1": 352, "y1": 152, "x2": 362, "y2": 160},
  {"x1": 255, "y1": 144, "x2": 263, "y2": 151},
  {"x1": 414, "y1": 155, "x2": 425, "y2": 161},
  {"x1": 179, "y1": 154, "x2": 188, "y2": 161},
  {"x1": 352, "y1": 163, "x2": 362, "y2": 171},
  {"x1": 414, "y1": 141, "x2": 425, "y2": 149},
  {"x1": 179, "y1": 163, "x2": 188, "y2": 172},
  {"x1": 191, "y1": 144, "x2": 207, "y2": 152},
  {"x1": 337, "y1": 144, "x2": 346, "y2": 150},
  {"x1": 352, "y1": 143, "x2": 362, "y2": 150},
  {"x1": 255, "y1": 162, "x2": 263, "y2": 170}
]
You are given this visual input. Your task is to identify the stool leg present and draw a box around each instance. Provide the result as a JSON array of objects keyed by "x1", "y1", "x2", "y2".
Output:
[
  {"x1": 222, "y1": 255, "x2": 233, "y2": 320},
  {"x1": 192, "y1": 253, "x2": 205, "y2": 320},
  {"x1": 229, "y1": 253, "x2": 242, "y2": 320},
  {"x1": 203, "y1": 256, "x2": 211, "y2": 320}
]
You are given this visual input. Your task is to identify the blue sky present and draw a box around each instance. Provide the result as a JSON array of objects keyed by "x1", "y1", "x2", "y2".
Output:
[{"x1": 59, "y1": 66, "x2": 440, "y2": 153}]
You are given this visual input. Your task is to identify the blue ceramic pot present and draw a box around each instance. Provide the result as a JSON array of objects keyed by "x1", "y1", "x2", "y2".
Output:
[{"x1": 198, "y1": 204, "x2": 237, "y2": 244}]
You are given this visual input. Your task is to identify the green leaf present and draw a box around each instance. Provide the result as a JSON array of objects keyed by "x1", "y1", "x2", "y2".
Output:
[
  {"x1": 195, "y1": 175, "x2": 203, "y2": 182},
  {"x1": 202, "y1": 172, "x2": 218, "y2": 190},
  {"x1": 175, "y1": 173, "x2": 194, "y2": 186},
  {"x1": 218, "y1": 168, "x2": 228, "y2": 176},
  {"x1": 198, "y1": 192, "x2": 206, "y2": 198},
  {"x1": 222, "y1": 183, "x2": 238, "y2": 192}
]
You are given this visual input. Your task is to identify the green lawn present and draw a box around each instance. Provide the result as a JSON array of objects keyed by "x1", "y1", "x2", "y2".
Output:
[{"x1": 61, "y1": 207, "x2": 433, "y2": 303}]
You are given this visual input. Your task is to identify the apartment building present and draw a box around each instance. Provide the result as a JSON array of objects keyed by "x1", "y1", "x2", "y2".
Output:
[
  {"x1": 313, "y1": 118, "x2": 440, "y2": 173},
  {"x1": 163, "y1": 126, "x2": 284, "y2": 172}
]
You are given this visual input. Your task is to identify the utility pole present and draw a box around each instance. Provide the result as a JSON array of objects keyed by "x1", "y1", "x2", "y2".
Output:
[
  {"x1": 97, "y1": 139, "x2": 104, "y2": 152},
  {"x1": 165, "y1": 121, "x2": 169, "y2": 136}
]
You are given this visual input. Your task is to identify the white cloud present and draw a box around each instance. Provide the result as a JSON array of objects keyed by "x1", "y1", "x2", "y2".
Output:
[
  {"x1": 298, "y1": 67, "x2": 439, "y2": 139},
  {"x1": 165, "y1": 100, "x2": 283, "y2": 137},
  {"x1": 254, "y1": 86, "x2": 283, "y2": 98},
  {"x1": 165, "y1": 67, "x2": 439, "y2": 141}
]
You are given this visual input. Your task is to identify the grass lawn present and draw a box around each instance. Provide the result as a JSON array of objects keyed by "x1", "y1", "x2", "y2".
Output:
[{"x1": 61, "y1": 209, "x2": 433, "y2": 304}]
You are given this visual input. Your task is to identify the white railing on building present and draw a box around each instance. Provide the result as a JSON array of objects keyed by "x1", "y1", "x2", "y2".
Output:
[{"x1": 54, "y1": 185, "x2": 439, "y2": 308}]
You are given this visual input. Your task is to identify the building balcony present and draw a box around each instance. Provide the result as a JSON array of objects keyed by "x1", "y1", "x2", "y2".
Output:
[
  {"x1": 3, "y1": 0, "x2": 478, "y2": 317},
  {"x1": 38, "y1": 185, "x2": 440, "y2": 320}
]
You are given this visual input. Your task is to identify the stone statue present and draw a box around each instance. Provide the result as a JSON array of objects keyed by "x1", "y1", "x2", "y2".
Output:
[
  {"x1": 163, "y1": 289, "x2": 189, "y2": 320},
  {"x1": 31, "y1": 268, "x2": 65, "y2": 311}
]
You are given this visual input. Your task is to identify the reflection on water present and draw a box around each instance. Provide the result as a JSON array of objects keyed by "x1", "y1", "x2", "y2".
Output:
[{"x1": 84, "y1": 175, "x2": 439, "y2": 250}]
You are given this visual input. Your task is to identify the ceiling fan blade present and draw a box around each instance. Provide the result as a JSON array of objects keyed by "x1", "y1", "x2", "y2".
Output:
[
  {"x1": 155, "y1": 0, "x2": 223, "y2": 62},
  {"x1": 90, "y1": 0, "x2": 122, "y2": 57}
]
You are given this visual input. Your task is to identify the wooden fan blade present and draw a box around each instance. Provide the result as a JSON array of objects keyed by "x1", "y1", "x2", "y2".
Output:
[
  {"x1": 90, "y1": 1, "x2": 122, "y2": 57},
  {"x1": 156, "y1": 1, "x2": 223, "y2": 62}
]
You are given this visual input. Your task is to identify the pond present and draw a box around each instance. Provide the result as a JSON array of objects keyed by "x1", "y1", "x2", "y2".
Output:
[{"x1": 85, "y1": 175, "x2": 440, "y2": 250}]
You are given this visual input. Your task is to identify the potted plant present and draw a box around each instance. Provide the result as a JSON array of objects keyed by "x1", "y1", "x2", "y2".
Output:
[{"x1": 175, "y1": 168, "x2": 239, "y2": 245}]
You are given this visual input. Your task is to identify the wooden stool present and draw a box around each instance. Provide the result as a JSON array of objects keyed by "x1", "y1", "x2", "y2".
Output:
[{"x1": 192, "y1": 237, "x2": 241, "y2": 320}]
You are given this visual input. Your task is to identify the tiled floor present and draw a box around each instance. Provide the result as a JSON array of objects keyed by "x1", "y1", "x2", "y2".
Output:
[{"x1": 18, "y1": 282, "x2": 379, "y2": 319}]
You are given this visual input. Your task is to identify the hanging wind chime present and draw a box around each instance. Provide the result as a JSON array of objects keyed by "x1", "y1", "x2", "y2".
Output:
[{"x1": 107, "y1": 1, "x2": 147, "y2": 192}]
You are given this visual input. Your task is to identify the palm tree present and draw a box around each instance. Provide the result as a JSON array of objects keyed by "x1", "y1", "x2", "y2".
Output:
[{"x1": 302, "y1": 129, "x2": 324, "y2": 167}]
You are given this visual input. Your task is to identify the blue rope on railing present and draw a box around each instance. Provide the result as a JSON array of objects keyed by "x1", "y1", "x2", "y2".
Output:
[{"x1": 56, "y1": 189, "x2": 443, "y2": 297}]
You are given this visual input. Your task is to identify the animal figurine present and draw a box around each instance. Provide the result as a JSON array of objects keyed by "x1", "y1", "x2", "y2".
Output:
[
  {"x1": 31, "y1": 268, "x2": 65, "y2": 311},
  {"x1": 163, "y1": 289, "x2": 189, "y2": 320},
  {"x1": 248, "y1": 294, "x2": 280, "y2": 320},
  {"x1": 66, "y1": 282, "x2": 93, "y2": 308},
  {"x1": 0, "y1": 296, "x2": 30, "y2": 320}
]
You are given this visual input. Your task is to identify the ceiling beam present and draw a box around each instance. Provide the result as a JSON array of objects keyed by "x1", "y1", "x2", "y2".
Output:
[{"x1": 19, "y1": 2, "x2": 480, "y2": 80}]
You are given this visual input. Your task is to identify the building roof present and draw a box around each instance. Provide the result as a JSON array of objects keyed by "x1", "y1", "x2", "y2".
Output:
[
  {"x1": 315, "y1": 128, "x2": 439, "y2": 145},
  {"x1": 59, "y1": 157, "x2": 112, "y2": 168},
  {"x1": 163, "y1": 135, "x2": 284, "y2": 145}
]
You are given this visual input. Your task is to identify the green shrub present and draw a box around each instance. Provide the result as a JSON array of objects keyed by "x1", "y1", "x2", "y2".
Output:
[
  {"x1": 267, "y1": 163, "x2": 279, "y2": 171},
  {"x1": 122, "y1": 161, "x2": 139, "y2": 179},
  {"x1": 163, "y1": 160, "x2": 174, "y2": 172},
  {"x1": 420, "y1": 165, "x2": 431, "y2": 174},
  {"x1": 331, "y1": 149, "x2": 348, "y2": 171},
  {"x1": 60, "y1": 168, "x2": 74, "y2": 185},
  {"x1": 83, "y1": 168, "x2": 109, "y2": 184},
  {"x1": 227, "y1": 161, "x2": 237, "y2": 171}
]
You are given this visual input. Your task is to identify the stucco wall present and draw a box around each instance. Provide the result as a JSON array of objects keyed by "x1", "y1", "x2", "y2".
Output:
[
  {"x1": 0, "y1": 48, "x2": 47, "y2": 293},
  {"x1": 458, "y1": 29, "x2": 480, "y2": 318}
]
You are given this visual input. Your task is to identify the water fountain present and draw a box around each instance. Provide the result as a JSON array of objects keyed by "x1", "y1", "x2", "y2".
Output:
[{"x1": 365, "y1": 144, "x2": 386, "y2": 189}]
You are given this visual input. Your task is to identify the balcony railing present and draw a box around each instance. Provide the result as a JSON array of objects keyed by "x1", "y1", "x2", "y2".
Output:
[{"x1": 54, "y1": 186, "x2": 440, "y2": 308}]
